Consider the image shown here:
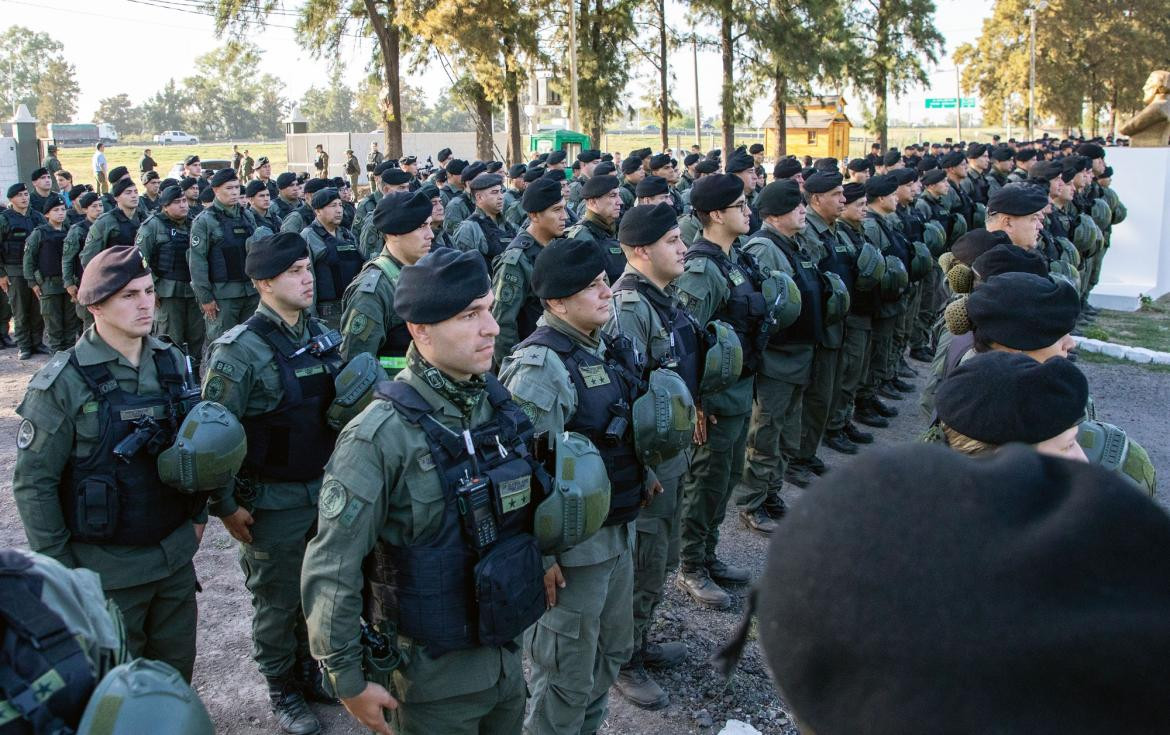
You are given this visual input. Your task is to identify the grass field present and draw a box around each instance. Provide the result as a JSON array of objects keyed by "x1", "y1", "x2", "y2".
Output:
[
  {"x1": 53, "y1": 142, "x2": 287, "y2": 188},
  {"x1": 1082, "y1": 296, "x2": 1170, "y2": 354}
]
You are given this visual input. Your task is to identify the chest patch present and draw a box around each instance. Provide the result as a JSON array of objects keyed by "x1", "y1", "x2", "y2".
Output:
[
  {"x1": 498, "y1": 475, "x2": 532, "y2": 512},
  {"x1": 728, "y1": 270, "x2": 746, "y2": 286},
  {"x1": 578, "y1": 363, "x2": 611, "y2": 388}
]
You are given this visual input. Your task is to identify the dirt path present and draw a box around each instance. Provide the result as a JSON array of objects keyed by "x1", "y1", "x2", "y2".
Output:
[{"x1": 1, "y1": 347, "x2": 1165, "y2": 734}]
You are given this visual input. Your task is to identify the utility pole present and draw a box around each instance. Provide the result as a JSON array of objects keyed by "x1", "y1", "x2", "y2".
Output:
[
  {"x1": 1026, "y1": 2, "x2": 1047, "y2": 139},
  {"x1": 692, "y1": 37, "x2": 701, "y2": 147},
  {"x1": 956, "y1": 66, "x2": 962, "y2": 141},
  {"x1": 568, "y1": 0, "x2": 580, "y2": 132}
]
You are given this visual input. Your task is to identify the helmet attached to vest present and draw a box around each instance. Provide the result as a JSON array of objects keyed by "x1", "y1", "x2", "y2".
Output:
[
  {"x1": 880, "y1": 254, "x2": 909, "y2": 300},
  {"x1": 1078, "y1": 419, "x2": 1157, "y2": 497},
  {"x1": 1054, "y1": 236, "x2": 1081, "y2": 268},
  {"x1": 1073, "y1": 213, "x2": 1102, "y2": 255},
  {"x1": 760, "y1": 271, "x2": 802, "y2": 333},
  {"x1": 973, "y1": 202, "x2": 987, "y2": 229},
  {"x1": 156, "y1": 401, "x2": 247, "y2": 494},
  {"x1": 1047, "y1": 260, "x2": 1081, "y2": 294},
  {"x1": 533, "y1": 431, "x2": 611, "y2": 554},
  {"x1": 700, "y1": 320, "x2": 743, "y2": 395},
  {"x1": 908, "y1": 240, "x2": 934, "y2": 281},
  {"x1": 326, "y1": 352, "x2": 383, "y2": 431},
  {"x1": 949, "y1": 211, "x2": 968, "y2": 241},
  {"x1": 77, "y1": 659, "x2": 213, "y2": 735},
  {"x1": 854, "y1": 240, "x2": 887, "y2": 292},
  {"x1": 1090, "y1": 197, "x2": 1112, "y2": 231},
  {"x1": 821, "y1": 271, "x2": 851, "y2": 325},
  {"x1": 631, "y1": 368, "x2": 696, "y2": 466},
  {"x1": 923, "y1": 219, "x2": 947, "y2": 258}
]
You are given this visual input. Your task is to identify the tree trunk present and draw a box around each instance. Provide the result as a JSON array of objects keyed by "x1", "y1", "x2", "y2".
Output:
[
  {"x1": 365, "y1": 0, "x2": 403, "y2": 157},
  {"x1": 875, "y1": 67, "x2": 888, "y2": 152},
  {"x1": 506, "y1": 79, "x2": 522, "y2": 165},
  {"x1": 1109, "y1": 87, "x2": 1117, "y2": 138},
  {"x1": 657, "y1": 0, "x2": 669, "y2": 152},
  {"x1": 719, "y1": 0, "x2": 734, "y2": 161},
  {"x1": 473, "y1": 87, "x2": 494, "y2": 161},
  {"x1": 772, "y1": 70, "x2": 788, "y2": 158}
]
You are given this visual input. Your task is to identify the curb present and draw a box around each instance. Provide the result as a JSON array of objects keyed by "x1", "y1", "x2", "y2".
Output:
[{"x1": 1074, "y1": 336, "x2": 1170, "y2": 365}]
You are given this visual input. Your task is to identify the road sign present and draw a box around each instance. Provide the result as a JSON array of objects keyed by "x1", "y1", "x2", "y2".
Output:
[{"x1": 925, "y1": 97, "x2": 977, "y2": 109}]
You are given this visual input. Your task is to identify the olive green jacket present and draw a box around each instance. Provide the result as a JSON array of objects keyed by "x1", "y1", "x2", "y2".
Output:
[
  {"x1": 23, "y1": 224, "x2": 69, "y2": 295},
  {"x1": 189, "y1": 200, "x2": 259, "y2": 303},
  {"x1": 135, "y1": 213, "x2": 195, "y2": 298},
  {"x1": 338, "y1": 252, "x2": 406, "y2": 368},
  {"x1": 80, "y1": 208, "x2": 148, "y2": 268}
]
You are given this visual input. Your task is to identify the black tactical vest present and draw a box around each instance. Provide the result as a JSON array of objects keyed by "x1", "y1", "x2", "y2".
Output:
[
  {"x1": 840, "y1": 224, "x2": 881, "y2": 316},
  {"x1": 148, "y1": 217, "x2": 192, "y2": 283},
  {"x1": 755, "y1": 230, "x2": 825, "y2": 345},
  {"x1": 948, "y1": 180, "x2": 975, "y2": 228},
  {"x1": 505, "y1": 236, "x2": 544, "y2": 343},
  {"x1": 107, "y1": 210, "x2": 140, "y2": 248},
  {"x1": 868, "y1": 212, "x2": 913, "y2": 277},
  {"x1": 613, "y1": 273, "x2": 702, "y2": 398},
  {"x1": 68, "y1": 221, "x2": 93, "y2": 282},
  {"x1": 207, "y1": 206, "x2": 254, "y2": 283},
  {"x1": 581, "y1": 218, "x2": 626, "y2": 284},
  {"x1": 966, "y1": 170, "x2": 991, "y2": 204},
  {"x1": 59, "y1": 351, "x2": 202, "y2": 545},
  {"x1": 239, "y1": 315, "x2": 342, "y2": 482},
  {"x1": 684, "y1": 239, "x2": 770, "y2": 373},
  {"x1": 1, "y1": 210, "x2": 36, "y2": 266},
  {"x1": 518, "y1": 326, "x2": 644, "y2": 526},
  {"x1": 308, "y1": 221, "x2": 364, "y2": 305},
  {"x1": 35, "y1": 226, "x2": 67, "y2": 279},
  {"x1": 363, "y1": 375, "x2": 548, "y2": 657},
  {"x1": 469, "y1": 211, "x2": 517, "y2": 264}
]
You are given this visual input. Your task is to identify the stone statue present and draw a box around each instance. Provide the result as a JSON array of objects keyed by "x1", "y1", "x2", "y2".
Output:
[{"x1": 1119, "y1": 70, "x2": 1170, "y2": 147}]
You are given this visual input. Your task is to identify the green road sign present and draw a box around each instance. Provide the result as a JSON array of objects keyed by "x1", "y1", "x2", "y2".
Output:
[{"x1": 925, "y1": 97, "x2": 977, "y2": 109}]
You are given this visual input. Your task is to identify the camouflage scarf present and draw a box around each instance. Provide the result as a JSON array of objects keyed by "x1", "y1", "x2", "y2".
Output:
[{"x1": 406, "y1": 344, "x2": 485, "y2": 417}]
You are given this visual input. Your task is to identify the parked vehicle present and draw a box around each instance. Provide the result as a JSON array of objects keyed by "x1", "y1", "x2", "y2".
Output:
[
  {"x1": 46, "y1": 123, "x2": 119, "y2": 146},
  {"x1": 154, "y1": 130, "x2": 200, "y2": 145}
]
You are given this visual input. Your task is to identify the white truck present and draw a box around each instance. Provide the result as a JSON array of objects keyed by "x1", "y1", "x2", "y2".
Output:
[{"x1": 154, "y1": 130, "x2": 200, "y2": 145}]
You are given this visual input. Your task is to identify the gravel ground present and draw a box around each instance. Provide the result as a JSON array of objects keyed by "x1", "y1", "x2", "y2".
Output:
[{"x1": 1, "y1": 346, "x2": 1166, "y2": 734}]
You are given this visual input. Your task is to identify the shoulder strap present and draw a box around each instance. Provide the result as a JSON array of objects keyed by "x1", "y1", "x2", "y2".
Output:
[
  {"x1": 244, "y1": 313, "x2": 298, "y2": 358},
  {"x1": 69, "y1": 353, "x2": 120, "y2": 400},
  {"x1": 519, "y1": 324, "x2": 574, "y2": 357},
  {"x1": 373, "y1": 255, "x2": 400, "y2": 283},
  {"x1": 377, "y1": 380, "x2": 466, "y2": 458}
]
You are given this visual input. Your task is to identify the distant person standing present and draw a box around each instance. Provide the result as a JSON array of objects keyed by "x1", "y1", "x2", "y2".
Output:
[
  {"x1": 232, "y1": 144, "x2": 243, "y2": 174},
  {"x1": 314, "y1": 144, "x2": 329, "y2": 177},
  {"x1": 344, "y1": 149, "x2": 360, "y2": 191},
  {"x1": 242, "y1": 149, "x2": 255, "y2": 180},
  {"x1": 139, "y1": 148, "x2": 158, "y2": 176},
  {"x1": 93, "y1": 143, "x2": 109, "y2": 195},
  {"x1": 366, "y1": 141, "x2": 383, "y2": 173},
  {"x1": 42, "y1": 145, "x2": 63, "y2": 191}
]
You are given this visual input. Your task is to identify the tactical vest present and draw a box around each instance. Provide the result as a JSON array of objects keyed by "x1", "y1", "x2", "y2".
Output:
[
  {"x1": 271, "y1": 196, "x2": 296, "y2": 221},
  {"x1": 239, "y1": 315, "x2": 342, "y2": 482},
  {"x1": 948, "y1": 180, "x2": 975, "y2": 228},
  {"x1": 575, "y1": 219, "x2": 626, "y2": 284},
  {"x1": 1, "y1": 210, "x2": 35, "y2": 266},
  {"x1": 469, "y1": 211, "x2": 516, "y2": 264},
  {"x1": 359, "y1": 258, "x2": 413, "y2": 372},
  {"x1": 839, "y1": 224, "x2": 881, "y2": 316},
  {"x1": 35, "y1": 226, "x2": 67, "y2": 279},
  {"x1": 309, "y1": 222, "x2": 364, "y2": 305},
  {"x1": 207, "y1": 206, "x2": 254, "y2": 283},
  {"x1": 613, "y1": 273, "x2": 702, "y2": 399},
  {"x1": 505, "y1": 237, "x2": 544, "y2": 343},
  {"x1": 896, "y1": 204, "x2": 925, "y2": 245},
  {"x1": 363, "y1": 375, "x2": 548, "y2": 657},
  {"x1": 0, "y1": 550, "x2": 95, "y2": 735},
  {"x1": 749, "y1": 231, "x2": 823, "y2": 345},
  {"x1": 810, "y1": 223, "x2": 856, "y2": 300},
  {"x1": 519, "y1": 326, "x2": 644, "y2": 526},
  {"x1": 106, "y1": 211, "x2": 140, "y2": 248},
  {"x1": 69, "y1": 221, "x2": 94, "y2": 281},
  {"x1": 684, "y1": 240, "x2": 770, "y2": 374},
  {"x1": 868, "y1": 212, "x2": 913, "y2": 279},
  {"x1": 148, "y1": 217, "x2": 192, "y2": 283},
  {"x1": 258, "y1": 209, "x2": 282, "y2": 234},
  {"x1": 59, "y1": 350, "x2": 202, "y2": 545},
  {"x1": 966, "y1": 170, "x2": 990, "y2": 204}
]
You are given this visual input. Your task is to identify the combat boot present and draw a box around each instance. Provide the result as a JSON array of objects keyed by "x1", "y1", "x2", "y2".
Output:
[
  {"x1": 707, "y1": 557, "x2": 751, "y2": 586},
  {"x1": 762, "y1": 492, "x2": 787, "y2": 519},
  {"x1": 676, "y1": 565, "x2": 731, "y2": 609},
  {"x1": 615, "y1": 656, "x2": 669, "y2": 710},
  {"x1": 853, "y1": 404, "x2": 890, "y2": 428},
  {"x1": 876, "y1": 382, "x2": 903, "y2": 400},
  {"x1": 784, "y1": 463, "x2": 812, "y2": 488},
  {"x1": 866, "y1": 396, "x2": 899, "y2": 418},
  {"x1": 642, "y1": 640, "x2": 687, "y2": 669},
  {"x1": 823, "y1": 429, "x2": 858, "y2": 455},
  {"x1": 844, "y1": 422, "x2": 874, "y2": 444},
  {"x1": 294, "y1": 654, "x2": 339, "y2": 705},
  {"x1": 266, "y1": 674, "x2": 321, "y2": 735},
  {"x1": 889, "y1": 376, "x2": 915, "y2": 393},
  {"x1": 739, "y1": 507, "x2": 777, "y2": 536}
]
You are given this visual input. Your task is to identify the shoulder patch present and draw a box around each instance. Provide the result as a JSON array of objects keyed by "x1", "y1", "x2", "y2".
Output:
[
  {"x1": 353, "y1": 400, "x2": 398, "y2": 442},
  {"x1": 508, "y1": 374, "x2": 559, "y2": 412},
  {"x1": 216, "y1": 323, "x2": 248, "y2": 345},
  {"x1": 497, "y1": 247, "x2": 524, "y2": 266},
  {"x1": 28, "y1": 352, "x2": 72, "y2": 391},
  {"x1": 356, "y1": 266, "x2": 384, "y2": 294},
  {"x1": 514, "y1": 346, "x2": 548, "y2": 367},
  {"x1": 683, "y1": 257, "x2": 708, "y2": 274}
]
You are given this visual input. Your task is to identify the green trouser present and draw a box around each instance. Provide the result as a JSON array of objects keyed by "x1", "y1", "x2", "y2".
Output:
[
  {"x1": 739, "y1": 376, "x2": 803, "y2": 509},
  {"x1": 391, "y1": 663, "x2": 525, "y2": 735},
  {"x1": 40, "y1": 292, "x2": 81, "y2": 351},
  {"x1": 1083, "y1": 247, "x2": 1105, "y2": 301},
  {"x1": 106, "y1": 560, "x2": 198, "y2": 682},
  {"x1": 680, "y1": 411, "x2": 749, "y2": 567},
  {"x1": 859, "y1": 316, "x2": 897, "y2": 400},
  {"x1": 0, "y1": 287, "x2": 11, "y2": 336},
  {"x1": 204, "y1": 293, "x2": 259, "y2": 346},
  {"x1": 828, "y1": 322, "x2": 872, "y2": 432},
  {"x1": 893, "y1": 284, "x2": 919, "y2": 358},
  {"x1": 631, "y1": 466, "x2": 684, "y2": 647},
  {"x1": 525, "y1": 548, "x2": 635, "y2": 735},
  {"x1": 7, "y1": 274, "x2": 44, "y2": 352},
  {"x1": 911, "y1": 265, "x2": 943, "y2": 351},
  {"x1": 238, "y1": 504, "x2": 318, "y2": 677},
  {"x1": 796, "y1": 345, "x2": 845, "y2": 461},
  {"x1": 155, "y1": 296, "x2": 206, "y2": 369}
]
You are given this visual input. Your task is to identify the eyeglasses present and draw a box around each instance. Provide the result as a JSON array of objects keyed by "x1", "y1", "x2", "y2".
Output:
[{"x1": 723, "y1": 200, "x2": 749, "y2": 212}]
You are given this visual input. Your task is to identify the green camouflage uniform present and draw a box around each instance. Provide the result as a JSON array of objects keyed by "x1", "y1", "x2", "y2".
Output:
[{"x1": 338, "y1": 252, "x2": 409, "y2": 373}]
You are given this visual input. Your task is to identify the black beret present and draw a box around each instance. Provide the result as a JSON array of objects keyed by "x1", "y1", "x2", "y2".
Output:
[
  {"x1": 485, "y1": 161, "x2": 503, "y2": 174},
  {"x1": 446, "y1": 159, "x2": 468, "y2": 175},
  {"x1": 972, "y1": 243, "x2": 1050, "y2": 281},
  {"x1": 1077, "y1": 142, "x2": 1105, "y2": 159},
  {"x1": 437, "y1": 147, "x2": 452, "y2": 161},
  {"x1": 159, "y1": 186, "x2": 184, "y2": 206},
  {"x1": 917, "y1": 155, "x2": 940, "y2": 171},
  {"x1": 635, "y1": 175, "x2": 669, "y2": 198},
  {"x1": 593, "y1": 161, "x2": 616, "y2": 176},
  {"x1": 77, "y1": 192, "x2": 99, "y2": 209},
  {"x1": 184, "y1": 155, "x2": 200, "y2": 166},
  {"x1": 842, "y1": 182, "x2": 865, "y2": 204},
  {"x1": 803, "y1": 171, "x2": 843, "y2": 194},
  {"x1": 373, "y1": 190, "x2": 433, "y2": 235},
  {"x1": 988, "y1": 182, "x2": 1049, "y2": 216},
  {"x1": 111, "y1": 177, "x2": 137, "y2": 198},
  {"x1": 374, "y1": 161, "x2": 395, "y2": 176},
  {"x1": 891, "y1": 167, "x2": 918, "y2": 185},
  {"x1": 521, "y1": 178, "x2": 562, "y2": 213},
  {"x1": 725, "y1": 151, "x2": 754, "y2": 174},
  {"x1": 618, "y1": 203, "x2": 678, "y2": 247},
  {"x1": 694, "y1": 159, "x2": 720, "y2": 175},
  {"x1": 468, "y1": 172, "x2": 503, "y2": 191},
  {"x1": 303, "y1": 178, "x2": 329, "y2": 196},
  {"x1": 937, "y1": 352, "x2": 1087, "y2": 444},
  {"x1": 634, "y1": 148, "x2": 653, "y2": 159},
  {"x1": 881, "y1": 150, "x2": 902, "y2": 166},
  {"x1": 245, "y1": 232, "x2": 309, "y2": 280},
  {"x1": 378, "y1": 168, "x2": 410, "y2": 186},
  {"x1": 1030, "y1": 160, "x2": 1064, "y2": 182},
  {"x1": 648, "y1": 153, "x2": 672, "y2": 170},
  {"x1": 968, "y1": 272, "x2": 1080, "y2": 349},
  {"x1": 756, "y1": 179, "x2": 802, "y2": 216},
  {"x1": 68, "y1": 185, "x2": 88, "y2": 200},
  {"x1": 621, "y1": 156, "x2": 643, "y2": 175},
  {"x1": 255, "y1": 156, "x2": 270, "y2": 167},
  {"x1": 846, "y1": 157, "x2": 872, "y2": 173},
  {"x1": 395, "y1": 248, "x2": 491, "y2": 324},
  {"x1": 690, "y1": 173, "x2": 744, "y2": 213},
  {"x1": 602, "y1": 153, "x2": 613, "y2": 162},
  {"x1": 951, "y1": 228, "x2": 1008, "y2": 265},
  {"x1": 543, "y1": 168, "x2": 567, "y2": 183},
  {"x1": 813, "y1": 157, "x2": 838, "y2": 172},
  {"x1": 523, "y1": 166, "x2": 546, "y2": 183},
  {"x1": 581, "y1": 174, "x2": 619, "y2": 199},
  {"x1": 331, "y1": 176, "x2": 348, "y2": 189},
  {"x1": 417, "y1": 183, "x2": 440, "y2": 201},
  {"x1": 939, "y1": 151, "x2": 966, "y2": 168},
  {"x1": 210, "y1": 168, "x2": 237, "y2": 187},
  {"x1": 920, "y1": 169, "x2": 946, "y2": 186},
  {"x1": 774, "y1": 157, "x2": 803, "y2": 179},
  {"x1": 748, "y1": 143, "x2": 764, "y2": 154},
  {"x1": 244, "y1": 180, "x2": 267, "y2": 198},
  {"x1": 160, "y1": 178, "x2": 179, "y2": 191},
  {"x1": 274, "y1": 172, "x2": 296, "y2": 189},
  {"x1": 546, "y1": 150, "x2": 567, "y2": 165},
  {"x1": 535, "y1": 153, "x2": 549, "y2": 164},
  {"x1": 990, "y1": 145, "x2": 1014, "y2": 162},
  {"x1": 508, "y1": 163, "x2": 527, "y2": 179},
  {"x1": 1061, "y1": 156, "x2": 1089, "y2": 181},
  {"x1": 108, "y1": 166, "x2": 129, "y2": 183},
  {"x1": 78, "y1": 245, "x2": 151, "y2": 305},
  {"x1": 755, "y1": 441, "x2": 1170, "y2": 734},
  {"x1": 684, "y1": 153, "x2": 701, "y2": 166},
  {"x1": 965, "y1": 143, "x2": 989, "y2": 159},
  {"x1": 434, "y1": 169, "x2": 448, "y2": 183},
  {"x1": 532, "y1": 238, "x2": 607, "y2": 299},
  {"x1": 864, "y1": 174, "x2": 897, "y2": 198},
  {"x1": 400, "y1": 155, "x2": 418, "y2": 165},
  {"x1": 1014, "y1": 148, "x2": 1039, "y2": 162},
  {"x1": 311, "y1": 187, "x2": 340, "y2": 209},
  {"x1": 41, "y1": 193, "x2": 64, "y2": 213},
  {"x1": 198, "y1": 187, "x2": 215, "y2": 204},
  {"x1": 1102, "y1": 166, "x2": 1113, "y2": 178},
  {"x1": 178, "y1": 176, "x2": 198, "y2": 192},
  {"x1": 706, "y1": 149, "x2": 721, "y2": 159},
  {"x1": 142, "y1": 170, "x2": 160, "y2": 183},
  {"x1": 29, "y1": 167, "x2": 49, "y2": 181},
  {"x1": 461, "y1": 161, "x2": 487, "y2": 183},
  {"x1": 577, "y1": 149, "x2": 601, "y2": 163}
]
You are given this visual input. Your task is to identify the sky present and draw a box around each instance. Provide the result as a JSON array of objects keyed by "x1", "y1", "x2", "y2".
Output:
[{"x1": 2, "y1": 0, "x2": 993, "y2": 130}]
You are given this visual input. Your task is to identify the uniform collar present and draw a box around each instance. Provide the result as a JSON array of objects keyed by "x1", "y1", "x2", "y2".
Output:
[
  {"x1": 544, "y1": 311, "x2": 602, "y2": 352},
  {"x1": 805, "y1": 208, "x2": 835, "y2": 235},
  {"x1": 254, "y1": 301, "x2": 308, "y2": 343},
  {"x1": 400, "y1": 346, "x2": 487, "y2": 420},
  {"x1": 74, "y1": 326, "x2": 166, "y2": 368},
  {"x1": 584, "y1": 210, "x2": 615, "y2": 234}
]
